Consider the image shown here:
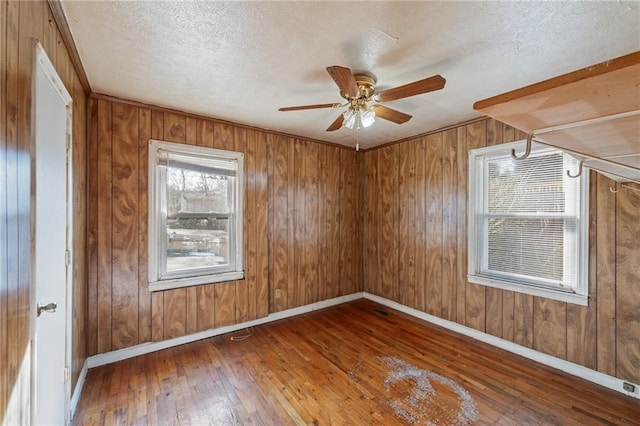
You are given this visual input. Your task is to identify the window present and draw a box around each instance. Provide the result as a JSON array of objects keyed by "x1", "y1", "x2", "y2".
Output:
[
  {"x1": 468, "y1": 141, "x2": 589, "y2": 305},
  {"x1": 148, "y1": 140, "x2": 244, "y2": 291}
]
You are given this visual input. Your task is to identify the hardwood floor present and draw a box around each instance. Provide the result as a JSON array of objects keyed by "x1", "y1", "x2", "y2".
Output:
[{"x1": 73, "y1": 299, "x2": 639, "y2": 425}]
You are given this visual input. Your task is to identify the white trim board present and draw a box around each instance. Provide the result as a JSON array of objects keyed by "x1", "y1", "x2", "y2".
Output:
[
  {"x1": 87, "y1": 292, "x2": 363, "y2": 369},
  {"x1": 362, "y1": 292, "x2": 639, "y2": 399},
  {"x1": 82, "y1": 292, "x2": 638, "y2": 401},
  {"x1": 69, "y1": 360, "x2": 88, "y2": 421}
]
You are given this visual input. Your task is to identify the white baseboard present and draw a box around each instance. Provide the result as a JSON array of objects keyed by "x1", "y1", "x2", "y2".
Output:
[
  {"x1": 87, "y1": 292, "x2": 364, "y2": 369},
  {"x1": 83, "y1": 291, "x2": 638, "y2": 401},
  {"x1": 362, "y1": 292, "x2": 640, "y2": 400},
  {"x1": 68, "y1": 359, "x2": 88, "y2": 423}
]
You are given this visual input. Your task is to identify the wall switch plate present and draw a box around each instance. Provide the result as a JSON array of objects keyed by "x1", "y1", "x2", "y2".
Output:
[{"x1": 622, "y1": 382, "x2": 636, "y2": 393}]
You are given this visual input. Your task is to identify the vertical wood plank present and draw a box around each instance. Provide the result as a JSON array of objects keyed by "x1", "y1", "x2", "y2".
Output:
[
  {"x1": 195, "y1": 284, "x2": 215, "y2": 332},
  {"x1": 304, "y1": 141, "x2": 319, "y2": 304},
  {"x1": 86, "y1": 98, "x2": 99, "y2": 355},
  {"x1": 566, "y1": 170, "x2": 597, "y2": 369},
  {"x1": 111, "y1": 102, "x2": 139, "y2": 350},
  {"x1": 213, "y1": 122, "x2": 235, "y2": 151},
  {"x1": 96, "y1": 99, "x2": 113, "y2": 353},
  {"x1": 242, "y1": 127, "x2": 257, "y2": 322},
  {"x1": 455, "y1": 127, "x2": 467, "y2": 323},
  {"x1": 514, "y1": 293, "x2": 534, "y2": 348},
  {"x1": 214, "y1": 282, "x2": 236, "y2": 328},
  {"x1": 441, "y1": 129, "x2": 457, "y2": 321},
  {"x1": 293, "y1": 139, "x2": 305, "y2": 307},
  {"x1": 325, "y1": 146, "x2": 341, "y2": 299},
  {"x1": 615, "y1": 186, "x2": 640, "y2": 384},
  {"x1": 380, "y1": 145, "x2": 398, "y2": 301},
  {"x1": 414, "y1": 138, "x2": 427, "y2": 311},
  {"x1": 425, "y1": 133, "x2": 443, "y2": 315},
  {"x1": 337, "y1": 149, "x2": 362, "y2": 296},
  {"x1": 464, "y1": 121, "x2": 486, "y2": 332},
  {"x1": 254, "y1": 131, "x2": 269, "y2": 319},
  {"x1": 533, "y1": 298, "x2": 567, "y2": 359},
  {"x1": 596, "y1": 174, "x2": 616, "y2": 376},
  {"x1": 233, "y1": 126, "x2": 248, "y2": 324},
  {"x1": 137, "y1": 108, "x2": 151, "y2": 344},
  {"x1": 269, "y1": 135, "x2": 289, "y2": 313},
  {"x1": 363, "y1": 150, "x2": 377, "y2": 295},
  {"x1": 397, "y1": 141, "x2": 416, "y2": 307},
  {"x1": 163, "y1": 289, "x2": 187, "y2": 339}
]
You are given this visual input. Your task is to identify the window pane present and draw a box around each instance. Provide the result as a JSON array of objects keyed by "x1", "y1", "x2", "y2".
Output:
[
  {"x1": 165, "y1": 166, "x2": 232, "y2": 274},
  {"x1": 487, "y1": 152, "x2": 568, "y2": 214},
  {"x1": 166, "y1": 217, "x2": 230, "y2": 273},
  {"x1": 484, "y1": 217, "x2": 572, "y2": 282}
]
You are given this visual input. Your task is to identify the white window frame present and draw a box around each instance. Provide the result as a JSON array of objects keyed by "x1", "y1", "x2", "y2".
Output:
[
  {"x1": 148, "y1": 139, "x2": 244, "y2": 292},
  {"x1": 468, "y1": 140, "x2": 589, "y2": 306}
]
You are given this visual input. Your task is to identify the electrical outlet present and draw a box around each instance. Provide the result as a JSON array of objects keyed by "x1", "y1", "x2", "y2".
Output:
[
  {"x1": 622, "y1": 382, "x2": 636, "y2": 393},
  {"x1": 275, "y1": 289, "x2": 281, "y2": 298}
]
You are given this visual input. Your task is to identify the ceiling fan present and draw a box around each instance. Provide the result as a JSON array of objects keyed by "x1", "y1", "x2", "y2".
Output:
[{"x1": 279, "y1": 66, "x2": 446, "y2": 132}]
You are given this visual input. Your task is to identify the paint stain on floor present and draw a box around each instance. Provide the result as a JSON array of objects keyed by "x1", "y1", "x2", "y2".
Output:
[
  {"x1": 381, "y1": 356, "x2": 479, "y2": 425},
  {"x1": 348, "y1": 356, "x2": 479, "y2": 425}
]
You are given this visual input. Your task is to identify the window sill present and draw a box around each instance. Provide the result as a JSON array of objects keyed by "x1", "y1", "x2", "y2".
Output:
[
  {"x1": 149, "y1": 271, "x2": 244, "y2": 292},
  {"x1": 468, "y1": 274, "x2": 588, "y2": 306}
]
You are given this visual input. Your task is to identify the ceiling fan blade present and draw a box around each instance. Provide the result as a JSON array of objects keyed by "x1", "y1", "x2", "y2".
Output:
[
  {"x1": 371, "y1": 105, "x2": 412, "y2": 124},
  {"x1": 279, "y1": 103, "x2": 341, "y2": 111},
  {"x1": 326, "y1": 66, "x2": 360, "y2": 99},
  {"x1": 374, "y1": 75, "x2": 446, "y2": 102},
  {"x1": 326, "y1": 113, "x2": 345, "y2": 131}
]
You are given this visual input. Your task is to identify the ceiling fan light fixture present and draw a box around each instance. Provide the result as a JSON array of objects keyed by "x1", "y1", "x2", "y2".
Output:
[
  {"x1": 343, "y1": 105, "x2": 375, "y2": 130},
  {"x1": 361, "y1": 108, "x2": 375, "y2": 128}
]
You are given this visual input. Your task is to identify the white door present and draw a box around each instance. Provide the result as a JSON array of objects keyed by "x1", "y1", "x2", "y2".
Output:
[{"x1": 32, "y1": 43, "x2": 72, "y2": 425}]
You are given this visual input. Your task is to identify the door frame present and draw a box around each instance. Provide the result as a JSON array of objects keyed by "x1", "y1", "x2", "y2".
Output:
[{"x1": 29, "y1": 40, "x2": 74, "y2": 424}]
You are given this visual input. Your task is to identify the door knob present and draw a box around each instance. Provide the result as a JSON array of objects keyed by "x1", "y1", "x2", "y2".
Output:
[{"x1": 37, "y1": 302, "x2": 57, "y2": 317}]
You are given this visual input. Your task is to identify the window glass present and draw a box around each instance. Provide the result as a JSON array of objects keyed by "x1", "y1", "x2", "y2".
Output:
[
  {"x1": 468, "y1": 141, "x2": 588, "y2": 305},
  {"x1": 149, "y1": 140, "x2": 244, "y2": 291}
]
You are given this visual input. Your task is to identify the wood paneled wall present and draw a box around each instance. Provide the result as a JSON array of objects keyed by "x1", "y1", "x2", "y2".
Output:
[
  {"x1": 363, "y1": 118, "x2": 640, "y2": 385},
  {"x1": 0, "y1": 0, "x2": 88, "y2": 421},
  {"x1": 86, "y1": 97, "x2": 362, "y2": 355}
]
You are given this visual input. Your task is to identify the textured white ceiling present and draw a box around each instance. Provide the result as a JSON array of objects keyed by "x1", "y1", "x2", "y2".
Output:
[{"x1": 61, "y1": 1, "x2": 640, "y2": 150}]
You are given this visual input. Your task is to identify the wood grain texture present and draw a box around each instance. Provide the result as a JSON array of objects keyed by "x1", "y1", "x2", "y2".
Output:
[
  {"x1": 615, "y1": 186, "x2": 640, "y2": 384},
  {"x1": 362, "y1": 117, "x2": 638, "y2": 383},
  {"x1": 96, "y1": 99, "x2": 113, "y2": 354},
  {"x1": 1, "y1": 0, "x2": 89, "y2": 418},
  {"x1": 454, "y1": 127, "x2": 467, "y2": 323},
  {"x1": 425, "y1": 133, "x2": 443, "y2": 316},
  {"x1": 111, "y1": 102, "x2": 139, "y2": 350},
  {"x1": 73, "y1": 300, "x2": 640, "y2": 426},
  {"x1": 566, "y1": 171, "x2": 597, "y2": 369},
  {"x1": 533, "y1": 298, "x2": 567, "y2": 359},
  {"x1": 463, "y1": 121, "x2": 485, "y2": 331},
  {"x1": 87, "y1": 96, "x2": 361, "y2": 355},
  {"x1": 596, "y1": 173, "x2": 617, "y2": 376},
  {"x1": 414, "y1": 137, "x2": 427, "y2": 312},
  {"x1": 137, "y1": 107, "x2": 151, "y2": 343},
  {"x1": 150, "y1": 110, "x2": 165, "y2": 342},
  {"x1": 397, "y1": 138, "x2": 415, "y2": 308}
]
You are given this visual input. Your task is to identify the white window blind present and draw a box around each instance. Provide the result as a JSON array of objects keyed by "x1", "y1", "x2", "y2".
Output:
[{"x1": 468, "y1": 141, "x2": 589, "y2": 305}]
